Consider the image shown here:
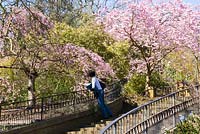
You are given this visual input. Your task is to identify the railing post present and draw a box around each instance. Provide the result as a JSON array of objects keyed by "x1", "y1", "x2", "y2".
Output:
[
  {"x1": 113, "y1": 123, "x2": 116, "y2": 134},
  {"x1": 41, "y1": 98, "x2": 44, "y2": 120},
  {"x1": 195, "y1": 85, "x2": 200, "y2": 113},
  {"x1": 144, "y1": 121, "x2": 148, "y2": 134},
  {"x1": 145, "y1": 105, "x2": 149, "y2": 134},
  {"x1": 199, "y1": 85, "x2": 200, "y2": 114},
  {"x1": 172, "y1": 94, "x2": 176, "y2": 128},
  {"x1": 0, "y1": 104, "x2": 1, "y2": 120},
  {"x1": 73, "y1": 93, "x2": 76, "y2": 113}
]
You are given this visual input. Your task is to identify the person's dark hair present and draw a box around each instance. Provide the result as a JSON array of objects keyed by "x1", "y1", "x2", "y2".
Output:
[{"x1": 88, "y1": 70, "x2": 96, "y2": 77}]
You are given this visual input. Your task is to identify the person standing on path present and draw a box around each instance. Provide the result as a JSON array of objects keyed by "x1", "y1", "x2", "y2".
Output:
[{"x1": 86, "y1": 70, "x2": 113, "y2": 119}]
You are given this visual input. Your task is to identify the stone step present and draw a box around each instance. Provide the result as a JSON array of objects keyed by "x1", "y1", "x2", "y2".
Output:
[
  {"x1": 66, "y1": 118, "x2": 112, "y2": 134},
  {"x1": 66, "y1": 131, "x2": 79, "y2": 134}
]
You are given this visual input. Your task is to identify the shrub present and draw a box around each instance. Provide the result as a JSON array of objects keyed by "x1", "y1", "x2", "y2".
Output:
[
  {"x1": 150, "y1": 72, "x2": 169, "y2": 89},
  {"x1": 168, "y1": 115, "x2": 200, "y2": 134},
  {"x1": 124, "y1": 74, "x2": 146, "y2": 96},
  {"x1": 124, "y1": 72, "x2": 168, "y2": 96}
]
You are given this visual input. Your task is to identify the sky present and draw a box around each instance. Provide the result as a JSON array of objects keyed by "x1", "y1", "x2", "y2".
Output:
[{"x1": 183, "y1": 0, "x2": 200, "y2": 5}]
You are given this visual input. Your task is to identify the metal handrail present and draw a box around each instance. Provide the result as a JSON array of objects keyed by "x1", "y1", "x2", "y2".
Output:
[
  {"x1": 126, "y1": 98, "x2": 198, "y2": 134},
  {"x1": 0, "y1": 80, "x2": 122, "y2": 132},
  {"x1": 100, "y1": 85, "x2": 199, "y2": 134},
  {"x1": 0, "y1": 79, "x2": 123, "y2": 108},
  {"x1": 0, "y1": 79, "x2": 122, "y2": 106}
]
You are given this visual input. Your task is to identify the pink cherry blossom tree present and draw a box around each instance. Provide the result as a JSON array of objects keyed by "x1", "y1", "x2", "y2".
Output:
[
  {"x1": 98, "y1": 0, "x2": 198, "y2": 96},
  {"x1": 0, "y1": 6, "x2": 53, "y2": 105},
  {"x1": 0, "y1": 5, "x2": 115, "y2": 104}
]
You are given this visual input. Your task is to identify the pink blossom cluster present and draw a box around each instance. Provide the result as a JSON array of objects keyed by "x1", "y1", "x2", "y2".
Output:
[
  {"x1": 59, "y1": 43, "x2": 115, "y2": 78},
  {"x1": 0, "y1": 77, "x2": 18, "y2": 101},
  {"x1": 7, "y1": 7, "x2": 53, "y2": 36},
  {"x1": 130, "y1": 59, "x2": 146, "y2": 73}
]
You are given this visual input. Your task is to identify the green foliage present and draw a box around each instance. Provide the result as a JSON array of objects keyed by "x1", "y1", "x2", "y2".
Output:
[
  {"x1": 124, "y1": 74, "x2": 146, "y2": 95},
  {"x1": 124, "y1": 73, "x2": 168, "y2": 96},
  {"x1": 50, "y1": 22, "x2": 115, "y2": 61},
  {"x1": 34, "y1": 1, "x2": 98, "y2": 26},
  {"x1": 108, "y1": 41, "x2": 130, "y2": 79},
  {"x1": 0, "y1": 69, "x2": 28, "y2": 102},
  {"x1": 34, "y1": 0, "x2": 77, "y2": 24},
  {"x1": 0, "y1": 58, "x2": 15, "y2": 78},
  {"x1": 0, "y1": 58, "x2": 28, "y2": 101},
  {"x1": 171, "y1": 115, "x2": 200, "y2": 134},
  {"x1": 0, "y1": 58, "x2": 76, "y2": 101},
  {"x1": 149, "y1": 72, "x2": 169, "y2": 89},
  {"x1": 36, "y1": 71, "x2": 75, "y2": 97},
  {"x1": 163, "y1": 48, "x2": 196, "y2": 83}
]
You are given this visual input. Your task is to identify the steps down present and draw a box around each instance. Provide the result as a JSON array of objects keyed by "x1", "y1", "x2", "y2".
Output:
[{"x1": 65, "y1": 118, "x2": 113, "y2": 134}]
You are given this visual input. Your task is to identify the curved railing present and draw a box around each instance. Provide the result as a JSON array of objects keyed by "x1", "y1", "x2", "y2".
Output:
[
  {"x1": 100, "y1": 85, "x2": 199, "y2": 134},
  {"x1": 0, "y1": 81, "x2": 122, "y2": 131}
]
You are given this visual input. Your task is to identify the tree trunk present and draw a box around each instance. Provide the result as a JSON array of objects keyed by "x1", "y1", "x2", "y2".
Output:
[
  {"x1": 27, "y1": 73, "x2": 37, "y2": 107},
  {"x1": 145, "y1": 71, "x2": 154, "y2": 98},
  {"x1": 145, "y1": 74, "x2": 150, "y2": 95},
  {"x1": 195, "y1": 56, "x2": 199, "y2": 83}
]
